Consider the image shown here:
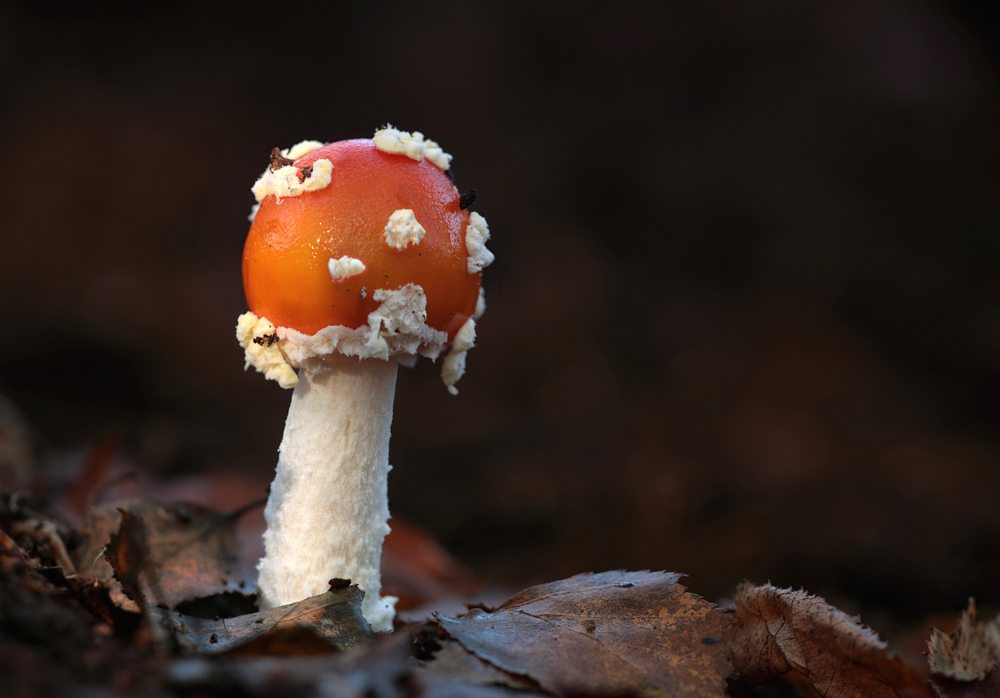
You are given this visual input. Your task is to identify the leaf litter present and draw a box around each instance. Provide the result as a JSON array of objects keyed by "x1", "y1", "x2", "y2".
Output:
[{"x1": 1, "y1": 458, "x2": 996, "y2": 697}]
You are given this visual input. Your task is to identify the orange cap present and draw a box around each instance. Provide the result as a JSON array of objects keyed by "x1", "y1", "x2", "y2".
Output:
[{"x1": 243, "y1": 139, "x2": 481, "y2": 339}]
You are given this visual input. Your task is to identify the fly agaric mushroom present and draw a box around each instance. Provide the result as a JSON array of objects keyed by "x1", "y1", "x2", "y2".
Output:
[{"x1": 236, "y1": 127, "x2": 492, "y2": 632}]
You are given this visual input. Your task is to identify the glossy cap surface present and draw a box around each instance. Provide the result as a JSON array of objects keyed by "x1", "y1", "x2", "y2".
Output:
[{"x1": 243, "y1": 139, "x2": 480, "y2": 338}]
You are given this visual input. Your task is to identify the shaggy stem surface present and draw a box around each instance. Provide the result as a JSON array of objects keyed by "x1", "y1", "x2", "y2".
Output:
[{"x1": 256, "y1": 354, "x2": 399, "y2": 632}]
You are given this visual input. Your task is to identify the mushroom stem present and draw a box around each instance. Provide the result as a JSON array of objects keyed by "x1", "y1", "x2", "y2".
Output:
[{"x1": 256, "y1": 354, "x2": 399, "y2": 632}]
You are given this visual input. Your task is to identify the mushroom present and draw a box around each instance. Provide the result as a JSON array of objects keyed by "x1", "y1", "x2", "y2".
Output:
[{"x1": 236, "y1": 128, "x2": 492, "y2": 632}]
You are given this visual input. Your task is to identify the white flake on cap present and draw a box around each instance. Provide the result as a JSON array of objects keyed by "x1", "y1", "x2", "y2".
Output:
[
  {"x1": 252, "y1": 158, "x2": 333, "y2": 202},
  {"x1": 474, "y1": 286, "x2": 486, "y2": 320},
  {"x1": 465, "y1": 212, "x2": 494, "y2": 274},
  {"x1": 383, "y1": 209, "x2": 426, "y2": 250},
  {"x1": 373, "y1": 126, "x2": 423, "y2": 160},
  {"x1": 422, "y1": 138, "x2": 453, "y2": 171},
  {"x1": 372, "y1": 125, "x2": 452, "y2": 171},
  {"x1": 248, "y1": 202, "x2": 260, "y2": 223},
  {"x1": 281, "y1": 140, "x2": 324, "y2": 160},
  {"x1": 236, "y1": 314, "x2": 299, "y2": 389},
  {"x1": 328, "y1": 256, "x2": 366, "y2": 281},
  {"x1": 442, "y1": 318, "x2": 476, "y2": 395}
]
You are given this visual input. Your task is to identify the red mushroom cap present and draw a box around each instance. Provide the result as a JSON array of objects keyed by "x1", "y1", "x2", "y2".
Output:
[{"x1": 243, "y1": 139, "x2": 480, "y2": 338}]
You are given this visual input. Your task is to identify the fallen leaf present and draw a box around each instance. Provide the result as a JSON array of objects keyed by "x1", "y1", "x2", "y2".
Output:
[
  {"x1": 421, "y1": 639, "x2": 541, "y2": 692},
  {"x1": 728, "y1": 583, "x2": 934, "y2": 698},
  {"x1": 74, "y1": 499, "x2": 255, "y2": 611},
  {"x1": 104, "y1": 509, "x2": 151, "y2": 609},
  {"x1": 411, "y1": 676, "x2": 551, "y2": 697},
  {"x1": 927, "y1": 599, "x2": 1000, "y2": 681},
  {"x1": 435, "y1": 570, "x2": 733, "y2": 698},
  {"x1": 165, "y1": 626, "x2": 549, "y2": 698},
  {"x1": 166, "y1": 625, "x2": 408, "y2": 694},
  {"x1": 155, "y1": 584, "x2": 371, "y2": 655}
]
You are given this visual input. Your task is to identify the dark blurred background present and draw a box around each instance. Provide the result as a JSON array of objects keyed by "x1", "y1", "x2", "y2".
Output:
[{"x1": 1, "y1": 0, "x2": 999, "y2": 630}]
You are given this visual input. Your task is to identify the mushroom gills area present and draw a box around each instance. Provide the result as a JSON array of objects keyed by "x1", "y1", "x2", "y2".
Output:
[{"x1": 256, "y1": 354, "x2": 399, "y2": 632}]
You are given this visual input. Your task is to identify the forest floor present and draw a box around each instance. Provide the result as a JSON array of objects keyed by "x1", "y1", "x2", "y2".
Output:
[{"x1": 2, "y1": 430, "x2": 998, "y2": 698}]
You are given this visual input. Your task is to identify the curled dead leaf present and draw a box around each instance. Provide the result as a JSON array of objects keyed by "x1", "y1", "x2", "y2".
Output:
[
  {"x1": 435, "y1": 570, "x2": 733, "y2": 698},
  {"x1": 74, "y1": 499, "x2": 255, "y2": 612},
  {"x1": 927, "y1": 599, "x2": 1000, "y2": 681},
  {"x1": 727, "y1": 583, "x2": 933, "y2": 698},
  {"x1": 156, "y1": 584, "x2": 371, "y2": 655}
]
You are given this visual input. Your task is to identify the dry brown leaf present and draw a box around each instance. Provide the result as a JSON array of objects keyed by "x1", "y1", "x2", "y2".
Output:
[
  {"x1": 165, "y1": 625, "x2": 547, "y2": 697},
  {"x1": 927, "y1": 599, "x2": 1000, "y2": 681},
  {"x1": 74, "y1": 499, "x2": 254, "y2": 611},
  {"x1": 435, "y1": 570, "x2": 733, "y2": 698},
  {"x1": 412, "y1": 676, "x2": 551, "y2": 697},
  {"x1": 728, "y1": 583, "x2": 933, "y2": 698},
  {"x1": 421, "y1": 640, "x2": 541, "y2": 692},
  {"x1": 103, "y1": 508, "x2": 150, "y2": 609},
  {"x1": 155, "y1": 584, "x2": 371, "y2": 655},
  {"x1": 165, "y1": 627, "x2": 412, "y2": 695}
]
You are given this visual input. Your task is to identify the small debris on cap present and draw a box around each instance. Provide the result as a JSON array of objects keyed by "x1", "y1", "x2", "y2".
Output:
[
  {"x1": 252, "y1": 158, "x2": 333, "y2": 202},
  {"x1": 459, "y1": 189, "x2": 477, "y2": 211}
]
